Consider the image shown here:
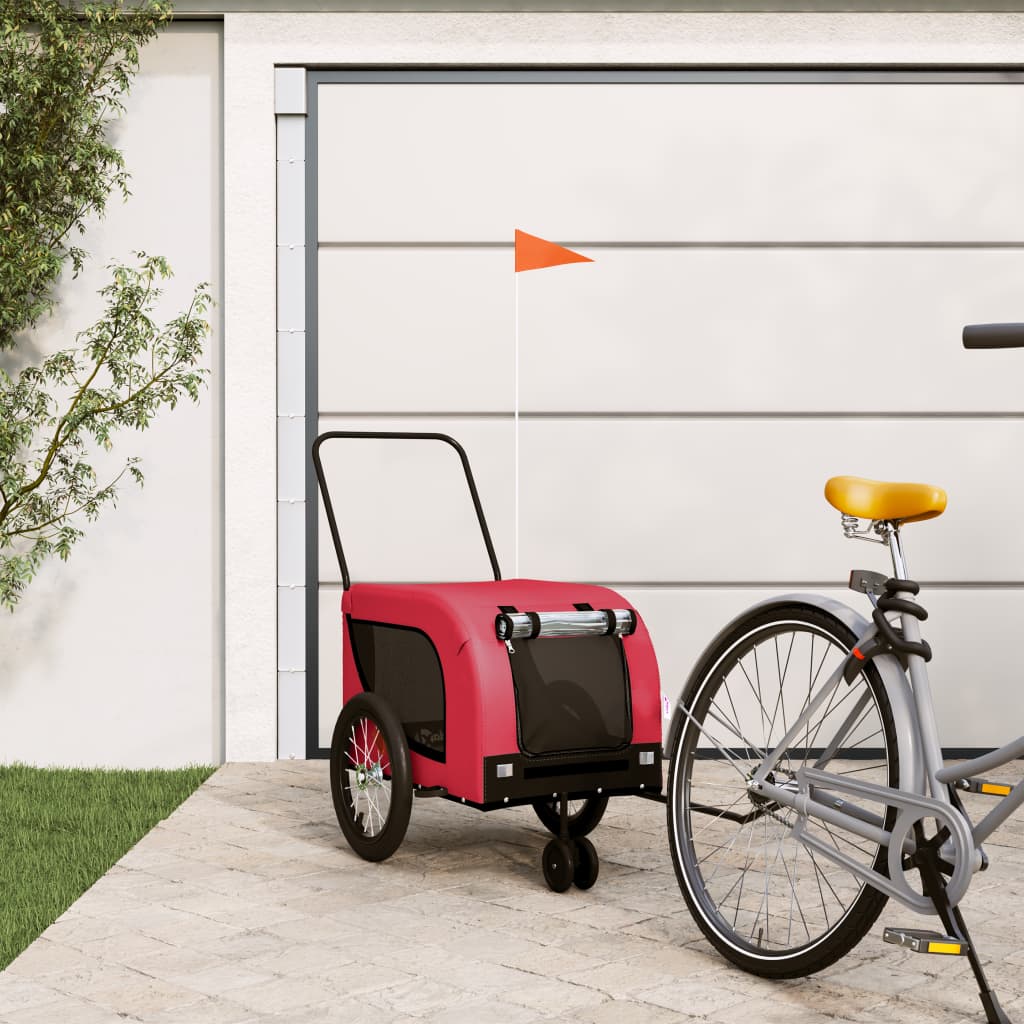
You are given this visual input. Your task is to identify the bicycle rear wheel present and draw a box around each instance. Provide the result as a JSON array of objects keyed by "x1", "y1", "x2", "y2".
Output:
[{"x1": 668, "y1": 603, "x2": 899, "y2": 978}]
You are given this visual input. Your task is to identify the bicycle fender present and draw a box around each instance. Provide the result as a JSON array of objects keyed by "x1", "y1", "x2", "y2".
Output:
[{"x1": 666, "y1": 593, "x2": 924, "y2": 796}]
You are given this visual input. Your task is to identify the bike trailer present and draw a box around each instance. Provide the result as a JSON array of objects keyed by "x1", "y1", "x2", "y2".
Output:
[{"x1": 313, "y1": 431, "x2": 662, "y2": 891}]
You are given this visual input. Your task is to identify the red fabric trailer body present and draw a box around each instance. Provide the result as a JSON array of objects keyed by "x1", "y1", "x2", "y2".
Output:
[{"x1": 340, "y1": 579, "x2": 662, "y2": 807}]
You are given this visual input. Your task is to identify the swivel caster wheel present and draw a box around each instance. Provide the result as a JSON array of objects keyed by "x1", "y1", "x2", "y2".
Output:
[
  {"x1": 542, "y1": 838, "x2": 575, "y2": 893},
  {"x1": 572, "y1": 836, "x2": 599, "y2": 890}
]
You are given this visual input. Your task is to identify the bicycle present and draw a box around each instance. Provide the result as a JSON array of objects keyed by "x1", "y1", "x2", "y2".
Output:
[{"x1": 664, "y1": 323, "x2": 1024, "y2": 1024}]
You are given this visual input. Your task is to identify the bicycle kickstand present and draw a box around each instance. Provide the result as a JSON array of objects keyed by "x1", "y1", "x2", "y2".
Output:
[{"x1": 915, "y1": 841, "x2": 1011, "y2": 1024}]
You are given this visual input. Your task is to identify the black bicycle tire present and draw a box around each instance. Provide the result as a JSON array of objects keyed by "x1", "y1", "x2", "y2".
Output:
[{"x1": 667, "y1": 603, "x2": 899, "y2": 978}]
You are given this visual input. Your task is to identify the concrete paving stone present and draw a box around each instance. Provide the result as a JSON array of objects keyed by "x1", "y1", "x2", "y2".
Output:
[
  {"x1": 501, "y1": 975, "x2": 612, "y2": 1015},
  {"x1": 191, "y1": 928, "x2": 296, "y2": 962},
  {"x1": 706, "y1": 990, "x2": 862, "y2": 1024},
  {"x1": 238, "y1": 942, "x2": 356, "y2": 979},
  {"x1": 327, "y1": 903, "x2": 470, "y2": 947},
  {"x1": 132, "y1": 853, "x2": 260, "y2": 887},
  {"x1": 37, "y1": 912, "x2": 131, "y2": 950},
  {"x1": 74, "y1": 929, "x2": 180, "y2": 969},
  {"x1": 49, "y1": 962, "x2": 206, "y2": 1017},
  {"x1": 256, "y1": 913, "x2": 367, "y2": 947},
  {"x1": 223, "y1": 962, "x2": 412, "y2": 1014},
  {"x1": 634, "y1": 975, "x2": 750, "y2": 1017},
  {"x1": 111, "y1": 904, "x2": 244, "y2": 947},
  {"x1": 553, "y1": 924, "x2": 668, "y2": 964},
  {"x1": 622, "y1": 909, "x2": 705, "y2": 945},
  {"x1": 624, "y1": 940, "x2": 722, "y2": 978},
  {"x1": 132, "y1": 996, "x2": 266, "y2": 1024},
  {"x1": 116, "y1": 943, "x2": 235, "y2": 981},
  {"x1": 419, "y1": 996, "x2": 546, "y2": 1024},
  {"x1": 218, "y1": 974, "x2": 360, "y2": 1016},
  {"x1": 575, "y1": 997, "x2": 698, "y2": 1023},
  {"x1": 0, "y1": 975, "x2": 65, "y2": 1014},
  {"x1": 829, "y1": 958, "x2": 937, "y2": 997},
  {"x1": 2, "y1": 938, "x2": 101, "y2": 980},
  {"x1": 171, "y1": 962, "x2": 279, "y2": 997},
  {"x1": 499, "y1": 942, "x2": 609, "y2": 979},
  {"x1": 273, "y1": 997, "x2": 419, "y2": 1024},
  {"x1": 0, "y1": 993, "x2": 120, "y2": 1024},
  {"x1": 365, "y1": 976, "x2": 482, "y2": 1017},
  {"x1": 561, "y1": 955, "x2": 682, "y2": 999},
  {"x1": 552, "y1": 900, "x2": 656, "y2": 932},
  {"x1": 440, "y1": 925, "x2": 549, "y2": 966},
  {"x1": 164, "y1": 891, "x2": 309, "y2": 930},
  {"x1": 393, "y1": 953, "x2": 539, "y2": 995}
]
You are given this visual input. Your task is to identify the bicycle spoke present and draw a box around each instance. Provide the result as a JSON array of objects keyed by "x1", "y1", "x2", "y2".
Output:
[{"x1": 673, "y1": 615, "x2": 894, "y2": 964}]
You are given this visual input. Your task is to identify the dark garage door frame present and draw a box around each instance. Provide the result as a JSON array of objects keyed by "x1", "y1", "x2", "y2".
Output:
[{"x1": 302, "y1": 66, "x2": 1024, "y2": 759}]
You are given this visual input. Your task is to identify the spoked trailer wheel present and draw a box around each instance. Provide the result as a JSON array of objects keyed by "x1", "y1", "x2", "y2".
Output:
[
  {"x1": 667, "y1": 604, "x2": 900, "y2": 978},
  {"x1": 330, "y1": 692, "x2": 412, "y2": 862}
]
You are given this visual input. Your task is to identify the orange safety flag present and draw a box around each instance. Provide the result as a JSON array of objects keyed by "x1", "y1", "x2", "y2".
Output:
[{"x1": 514, "y1": 229, "x2": 593, "y2": 273}]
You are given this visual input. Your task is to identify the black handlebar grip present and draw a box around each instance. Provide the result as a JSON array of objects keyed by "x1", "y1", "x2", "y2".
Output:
[{"x1": 963, "y1": 323, "x2": 1024, "y2": 349}]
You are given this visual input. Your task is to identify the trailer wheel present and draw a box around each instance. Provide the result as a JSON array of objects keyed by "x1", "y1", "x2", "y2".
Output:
[
  {"x1": 572, "y1": 837, "x2": 599, "y2": 890},
  {"x1": 330, "y1": 692, "x2": 412, "y2": 862},
  {"x1": 532, "y1": 794, "x2": 608, "y2": 838},
  {"x1": 542, "y1": 838, "x2": 575, "y2": 893}
]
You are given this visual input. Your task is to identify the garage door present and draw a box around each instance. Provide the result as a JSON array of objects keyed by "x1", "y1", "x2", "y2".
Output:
[{"x1": 302, "y1": 69, "x2": 1024, "y2": 758}]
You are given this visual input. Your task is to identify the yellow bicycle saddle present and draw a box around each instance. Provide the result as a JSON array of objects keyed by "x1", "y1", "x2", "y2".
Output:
[{"x1": 824, "y1": 476, "x2": 947, "y2": 524}]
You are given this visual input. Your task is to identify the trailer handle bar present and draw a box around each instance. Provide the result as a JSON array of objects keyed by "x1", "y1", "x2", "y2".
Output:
[{"x1": 312, "y1": 431, "x2": 502, "y2": 590}]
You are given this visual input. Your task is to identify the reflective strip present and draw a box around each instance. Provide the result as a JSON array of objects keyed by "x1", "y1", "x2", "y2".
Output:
[
  {"x1": 980, "y1": 783, "x2": 1012, "y2": 797},
  {"x1": 927, "y1": 942, "x2": 962, "y2": 955}
]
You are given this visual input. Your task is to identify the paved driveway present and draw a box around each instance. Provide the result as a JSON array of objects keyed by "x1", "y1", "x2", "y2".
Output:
[{"x1": 1, "y1": 761, "x2": 1022, "y2": 1023}]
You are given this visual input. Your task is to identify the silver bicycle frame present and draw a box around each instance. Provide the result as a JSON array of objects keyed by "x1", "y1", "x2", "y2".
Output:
[{"x1": 727, "y1": 523, "x2": 1024, "y2": 910}]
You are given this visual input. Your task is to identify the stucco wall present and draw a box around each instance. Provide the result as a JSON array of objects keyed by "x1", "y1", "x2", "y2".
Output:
[{"x1": 0, "y1": 23, "x2": 223, "y2": 769}]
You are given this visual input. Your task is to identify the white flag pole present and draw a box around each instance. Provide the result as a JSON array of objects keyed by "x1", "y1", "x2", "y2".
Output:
[{"x1": 514, "y1": 270, "x2": 520, "y2": 578}]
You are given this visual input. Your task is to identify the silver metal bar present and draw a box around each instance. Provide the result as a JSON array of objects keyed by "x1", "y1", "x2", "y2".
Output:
[
  {"x1": 806, "y1": 785, "x2": 888, "y2": 832},
  {"x1": 899, "y1": 605, "x2": 950, "y2": 805},
  {"x1": 813, "y1": 689, "x2": 873, "y2": 769},
  {"x1": 935, "y1": 736, "x2": 1024, "y2": 783},
  {"x1": 497, "y1": 609, "x2": 634, "y2": 640},
  {"x1": 887, "y1": 525, "x2": 909, "y2": 579},
  {"x1": 759, "y1": 779, "x2": 892, "y2": 849},
  {"x1": 751, "y1": 660, "x2": 848, "y2": 785}
]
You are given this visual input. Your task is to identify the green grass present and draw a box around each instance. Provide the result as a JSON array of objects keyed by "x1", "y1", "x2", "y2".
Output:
[{"x1": 0, "y1": 763, "x2": 216, "y2": 970}]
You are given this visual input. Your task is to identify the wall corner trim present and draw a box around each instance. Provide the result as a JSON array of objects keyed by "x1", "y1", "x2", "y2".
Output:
[{"x1": 275, "y1": 67, "x2": 307, "y2": 115}]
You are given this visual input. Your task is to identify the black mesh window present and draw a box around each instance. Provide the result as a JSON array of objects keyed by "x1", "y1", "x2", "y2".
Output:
[
  {"x1": 348, "y1": 619, "x2": 445, "y2": 760},
  {"x1": 509, "y1": 636, "x2": 632, "y2": 757}
]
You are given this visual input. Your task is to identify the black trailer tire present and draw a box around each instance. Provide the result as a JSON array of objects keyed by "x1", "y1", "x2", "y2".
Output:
[
  {"x1": 330, "y1": 692, "x2": 412, "y2": 862},
  {"x1": 572, "y1": 837, "x2": 600, "y2": 890},
  {"x1": 542, "y1": 838, "x2": 576, "y2": 892}
]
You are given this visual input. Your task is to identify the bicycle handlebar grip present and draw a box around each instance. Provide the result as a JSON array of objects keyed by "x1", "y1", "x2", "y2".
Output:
[{"x1": 963, "y1": 323, "x2": 1024, "y2": 349}]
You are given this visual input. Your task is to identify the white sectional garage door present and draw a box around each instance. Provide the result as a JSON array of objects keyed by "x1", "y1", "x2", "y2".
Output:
[{"x1": 307, "y1": 71, "x2": 1024, "y2": 755}]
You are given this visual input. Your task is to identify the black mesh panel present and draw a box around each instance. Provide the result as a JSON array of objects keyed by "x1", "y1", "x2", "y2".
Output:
[
  {"x1": 509, "y1": 636, "x2": 631, "y2": 756},
  {"x1": 348, "y1": 620, "x2": 445, "y2": 760}
]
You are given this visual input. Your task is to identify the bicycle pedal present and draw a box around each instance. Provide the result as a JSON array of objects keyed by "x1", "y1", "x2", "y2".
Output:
[{"x1": 883, "y1": 927, "x2": 968, "y2": 956}]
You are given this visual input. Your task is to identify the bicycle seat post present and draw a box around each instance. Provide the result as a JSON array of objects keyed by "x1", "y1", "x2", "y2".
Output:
[{"x1": 880, "y1": 522, "x2": 910, "y2": 580}]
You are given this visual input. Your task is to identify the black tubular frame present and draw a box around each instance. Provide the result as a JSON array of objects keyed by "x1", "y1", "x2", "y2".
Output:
[{"x1": 311, "y1": 430, "x2": 502, "y2": 590}]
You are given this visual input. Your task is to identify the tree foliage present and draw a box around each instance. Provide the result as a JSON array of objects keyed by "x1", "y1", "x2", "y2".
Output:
[
  {"x1": 0, "y1": 0, "x2": 212, "y2": 610},
  {"x1": 0, "y1": 256, "x2": 210, "y2": 610},
  {"x1": 0, "y1": 0, "x2": 171, "y2": 350}
]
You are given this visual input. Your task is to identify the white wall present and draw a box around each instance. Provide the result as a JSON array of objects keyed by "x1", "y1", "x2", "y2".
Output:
[{"x1": 0, "y1": 24, "x2": 223, "y2": 769}]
